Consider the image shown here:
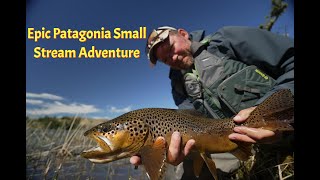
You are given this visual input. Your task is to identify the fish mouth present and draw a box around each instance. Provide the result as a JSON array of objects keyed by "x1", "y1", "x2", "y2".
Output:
[
  {"x1": 81, "y1": 146, "x2": 114, "y2": 163},
  {"x1": 81, "y1": 135, "x2": 132, "y2": 163},
  {"x1": 81, "y1": 135, "x2": 113, "y2": 162}
]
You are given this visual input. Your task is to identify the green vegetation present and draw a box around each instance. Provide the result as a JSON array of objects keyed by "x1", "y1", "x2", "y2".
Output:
[{"x1": 259, "y1": 0, "x2": 288, "y2": 31}]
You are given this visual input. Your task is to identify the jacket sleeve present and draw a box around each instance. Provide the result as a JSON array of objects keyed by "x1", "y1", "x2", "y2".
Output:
[
  {"x1": 169, "y1": 69, "x2": 195, "y2": 109},
  {"x1": 207, "y1": 26, "x2": 294, "y2": 105}
]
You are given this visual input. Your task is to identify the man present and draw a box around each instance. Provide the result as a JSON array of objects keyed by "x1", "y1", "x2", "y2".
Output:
[{"x1": 131, "y1": 26, "x2": 294, "y2": 179}]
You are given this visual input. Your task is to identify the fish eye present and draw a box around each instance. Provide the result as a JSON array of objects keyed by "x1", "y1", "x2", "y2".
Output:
[{"x1": 102, "y1": 127, "x2": 108, "y2": 132}]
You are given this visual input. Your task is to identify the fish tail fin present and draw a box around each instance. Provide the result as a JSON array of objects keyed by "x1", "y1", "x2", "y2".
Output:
[{"x1": 244, "y1": 89, "x2": 294, "y2": 131}]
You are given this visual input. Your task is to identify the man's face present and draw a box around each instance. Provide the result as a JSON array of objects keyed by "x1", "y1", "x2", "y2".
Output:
[{"x1": 154, "y1": 30, "x2": 193, "y2": 70}]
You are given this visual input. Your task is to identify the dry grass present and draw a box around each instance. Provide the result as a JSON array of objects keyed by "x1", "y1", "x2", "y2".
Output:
[{"x1": 233, "y1": 133, "x2": 294, "y2": 180}]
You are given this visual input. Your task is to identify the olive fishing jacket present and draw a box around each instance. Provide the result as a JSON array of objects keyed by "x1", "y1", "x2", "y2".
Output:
[{"x1": 169, "y1": 26, "x2": 294, "y2": 118}]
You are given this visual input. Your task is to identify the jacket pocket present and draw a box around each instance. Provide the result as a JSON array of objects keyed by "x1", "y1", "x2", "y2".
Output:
[{"x1": 217, "y1": 65, "x2": 276, "y2": 113}]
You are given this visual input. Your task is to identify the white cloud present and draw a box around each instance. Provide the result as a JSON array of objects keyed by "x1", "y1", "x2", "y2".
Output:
[
  {"x1": 26, "y1": 92, "x2": 132, "y2": 118},
  {"x1": 26, "y1": 99, "x2": 43, "y2": 105},
  {"x1": 26, "y1": 101, "x2": 100, "y2": 116},
  {"x1": 26, "y1": 92, "x2": 64, "y2": 100},
  {"x1": 107, "y1": 106, "x2": 132, "y2": 113}
]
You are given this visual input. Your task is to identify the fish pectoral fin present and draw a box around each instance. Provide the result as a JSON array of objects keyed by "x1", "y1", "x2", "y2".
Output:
[
  {"x1": 231, "y1": 142, "x2": 253, "y2": 161},
  {"x1": 140, "y1": 137, "x2": 167, "y2": 180},
  {"x1": 192, "y1": 152, "x2": 204, "y2": 178},
  {"x1": 200, "y1": 152, "x2": 218, "y2": 180}
]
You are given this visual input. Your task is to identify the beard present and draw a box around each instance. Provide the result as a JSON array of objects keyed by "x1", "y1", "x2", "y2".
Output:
[{"x1": 171, "y1": 55, "x2": 194, "y2": 70}]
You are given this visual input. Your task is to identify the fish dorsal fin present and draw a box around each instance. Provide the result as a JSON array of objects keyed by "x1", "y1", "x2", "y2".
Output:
[
  {"x1": 192, "y1": 152, "x2": 205, "y2": 178},
  {"x1": 140, "y1": 137, "x2": 167, "y2": 180},
  {"x1": 245, "y1": 89, "x2": 294, "y2": 130},
  {"x1": 200, "y1": 152, "x2": 218, "y2": 180},
  {"x1": 176, "y1": 109, "x2": 209, "y2": 118},
  {"x1": 230, "y1": 142, "x2": 253, "y2": 161}
]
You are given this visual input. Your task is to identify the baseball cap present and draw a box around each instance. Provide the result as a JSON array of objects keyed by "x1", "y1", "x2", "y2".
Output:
[{"x1": 145, "y1": 26, "x2": 177, "y2": 64}]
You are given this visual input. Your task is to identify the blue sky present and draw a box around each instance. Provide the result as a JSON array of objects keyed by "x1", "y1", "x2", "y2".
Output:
[{"x1": 26, "y1": 0, "x2": 294, "y2": 119}]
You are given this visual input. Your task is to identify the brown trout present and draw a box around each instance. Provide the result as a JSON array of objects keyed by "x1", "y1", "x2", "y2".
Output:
[{"x1": 81, "y1": 89, "x2": 294, "y2": 180}]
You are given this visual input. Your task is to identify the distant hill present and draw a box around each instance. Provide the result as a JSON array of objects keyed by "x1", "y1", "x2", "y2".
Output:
[{"x1": 26, "y1": 116, "x2": 107, "y2": 129}]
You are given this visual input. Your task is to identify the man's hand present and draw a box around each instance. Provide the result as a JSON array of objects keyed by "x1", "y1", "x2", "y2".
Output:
[
  {"x1": 130, "y1": 131, "x2": 195, "y2": 166},
  {"x1": 228, "y1": 107, "x2": 280, "y2": 144},
  {"x1": 167, "y1": 131, "x2": 195, "y2": 165}
]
